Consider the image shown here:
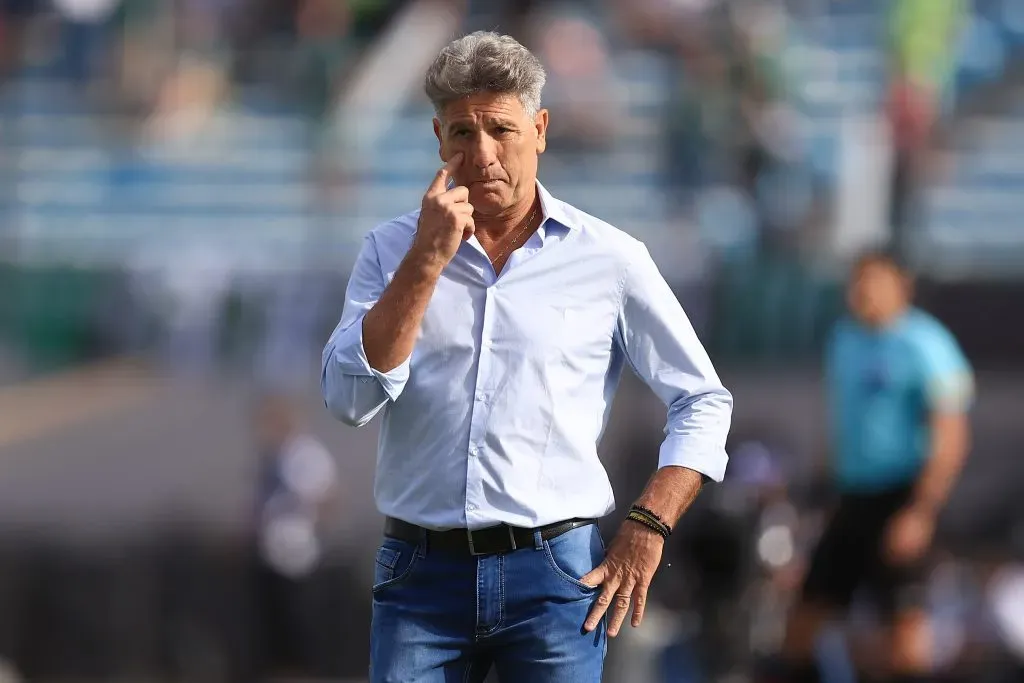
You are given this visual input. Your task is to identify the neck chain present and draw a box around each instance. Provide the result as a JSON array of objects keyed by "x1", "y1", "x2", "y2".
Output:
[{"x1": 490, "y1": 206, "x2": 538, "y2": 267}]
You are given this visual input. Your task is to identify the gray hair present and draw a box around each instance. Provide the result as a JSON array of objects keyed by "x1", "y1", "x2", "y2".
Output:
[{"x1": 424, "y1": 31, "x2": 546, "y2": 118}]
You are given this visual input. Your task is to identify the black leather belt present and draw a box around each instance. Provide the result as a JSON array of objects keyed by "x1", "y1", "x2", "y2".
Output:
[{"x1": 384, "y1": 516, "x2": 597, "y2": 556}]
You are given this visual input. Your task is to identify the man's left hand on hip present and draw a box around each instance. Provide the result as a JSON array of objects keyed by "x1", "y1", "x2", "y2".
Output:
[{"x1": 580, "y1": 521, "x2": 665, "y2": 637}]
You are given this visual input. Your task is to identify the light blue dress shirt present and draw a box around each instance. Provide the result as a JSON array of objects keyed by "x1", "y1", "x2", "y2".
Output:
[{"x1": 322, "y1": 182, "x2": 732, "y2": 530}]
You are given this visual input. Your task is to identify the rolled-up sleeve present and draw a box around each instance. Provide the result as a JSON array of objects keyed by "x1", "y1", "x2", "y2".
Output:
[
  {"x1": 616, "y1": 243, "x2": 733, "y2": 481},
  {"x1": 917, "y1": 325, "x2": 974, "y2": 415},
  {"x1": 321, "y1": 233, "x2": 411, "y2": 427}
]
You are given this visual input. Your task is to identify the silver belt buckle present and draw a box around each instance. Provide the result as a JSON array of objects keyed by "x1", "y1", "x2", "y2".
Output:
[{"x1": 467, "y1": 528, "x2": 480, "y2": 556}]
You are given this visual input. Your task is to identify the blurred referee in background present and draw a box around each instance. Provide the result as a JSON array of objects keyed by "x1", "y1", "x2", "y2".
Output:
[{"x1": 763, "y1": 250, "x2": 974, "y2": 683}]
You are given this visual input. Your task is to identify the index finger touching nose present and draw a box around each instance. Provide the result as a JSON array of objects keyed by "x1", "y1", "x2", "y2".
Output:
[{"x1": 427, "y1": 152, "x2": 464, "y2": 195}]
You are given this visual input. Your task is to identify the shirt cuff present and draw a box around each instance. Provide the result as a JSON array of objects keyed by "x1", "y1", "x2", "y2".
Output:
[
  {"x1": 657, "y1": 436, "x2": 729, "y2": 483},
  {"x1": 331, "y1": 320, "x2": 411, "y2": 402}
]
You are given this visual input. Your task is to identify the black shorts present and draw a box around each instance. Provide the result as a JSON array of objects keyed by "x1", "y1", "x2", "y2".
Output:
[{"x1": 800, "y1": 485, "x2": 928, "y2": 616}]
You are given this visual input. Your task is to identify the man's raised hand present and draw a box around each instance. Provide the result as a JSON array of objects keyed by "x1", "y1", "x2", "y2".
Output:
[{"x1": 412, "y1": 153, "x2": 474, "y2": 267}]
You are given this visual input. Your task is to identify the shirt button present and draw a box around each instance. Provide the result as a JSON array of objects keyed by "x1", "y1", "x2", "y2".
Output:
[
  {"x1": 475, "y1": 392, "x2": 486, "y2": 402},
  {"x1": 469, "y1": 445, "x2": 479, "y2": 456},
  {"x1": 467, "y1": 503, "x2": 477, "y2": 511},
  {"x1": 483, "y1": 340, "x2": 493, "y2": 348}
]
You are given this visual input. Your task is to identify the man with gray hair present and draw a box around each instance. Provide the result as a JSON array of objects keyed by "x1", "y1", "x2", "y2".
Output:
[{"x1": 322, "y1": 31, "x2": 732, "y2": 682}]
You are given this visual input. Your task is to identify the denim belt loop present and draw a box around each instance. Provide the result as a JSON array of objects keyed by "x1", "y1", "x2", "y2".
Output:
[{"x1": 533, "y1": 529, "x2": 544, "y2": 550}]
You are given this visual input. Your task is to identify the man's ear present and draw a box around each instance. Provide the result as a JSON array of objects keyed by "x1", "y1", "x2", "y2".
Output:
[
  {"x1": 433, "y1": 117, "x2": 444, "y2": 160},
  {"x1": 534, "y1": 109, "x2": 549, "y2": 154}
]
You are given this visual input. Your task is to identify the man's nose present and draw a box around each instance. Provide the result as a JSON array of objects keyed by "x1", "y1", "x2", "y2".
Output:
[{"x1": 468, "y1": 134, "x2": 498, "y2": 169}]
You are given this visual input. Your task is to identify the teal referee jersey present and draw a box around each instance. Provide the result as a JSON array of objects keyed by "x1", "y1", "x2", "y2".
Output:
[{"x1": 826, "y1": 308, "x2": 973, "y2": 493}]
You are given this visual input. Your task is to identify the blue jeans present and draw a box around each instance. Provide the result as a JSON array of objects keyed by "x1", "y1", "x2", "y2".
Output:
[{"x1": 371, "y1": 523, "x2": 608, "y2": 682}]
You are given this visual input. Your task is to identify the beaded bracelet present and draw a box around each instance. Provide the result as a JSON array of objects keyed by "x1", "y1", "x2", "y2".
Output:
[
  {"x1": 626, "y1": 509, "x2": 670, "y2": 539},
  {"x1": 630, "y1": 504, "x2": 671, "y2": 532}
]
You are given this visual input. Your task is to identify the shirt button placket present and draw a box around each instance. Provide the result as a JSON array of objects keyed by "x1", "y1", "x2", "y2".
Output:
[{"x1": 465, "y1": 287, "x2": 496, "y2": 522}]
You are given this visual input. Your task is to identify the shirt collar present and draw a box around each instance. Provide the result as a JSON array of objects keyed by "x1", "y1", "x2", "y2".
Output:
[{"x1": 536, "y1": 180, "x2": 578, "y2": 231}]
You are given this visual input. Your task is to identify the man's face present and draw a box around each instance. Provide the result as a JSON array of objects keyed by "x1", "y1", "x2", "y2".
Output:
[
  {"x1": 433, "y1": 92, "x2": 548, "y2": 216},
  {"x1": 847, "y1": 260, "x2": 910, "y2": 327}
]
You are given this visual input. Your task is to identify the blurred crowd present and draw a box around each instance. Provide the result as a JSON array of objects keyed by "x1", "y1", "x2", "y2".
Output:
[
  {"x1": 1, "y1": 2, "x2": 1022, "y2": 683},
  {"x1": 0, "y1": 0, "x2": 990, "y2": 370},
  {"x1": 1, "y1": 0, "x2": 989, "y2": 380},
  {"x1": 0, "y1": 0, "x2": 965, "y2": 232},
  {"x1": 0, "y1": 0, "x2": 407, "y2": 121}
]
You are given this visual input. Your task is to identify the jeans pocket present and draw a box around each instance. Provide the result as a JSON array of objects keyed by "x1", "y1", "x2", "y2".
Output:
[
  {"x1": 542, "y1": 525, "x2": 604, "y2": 594},
  {"x1": 372, "y1": 537, "x2": 421, "y2": 593}
]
